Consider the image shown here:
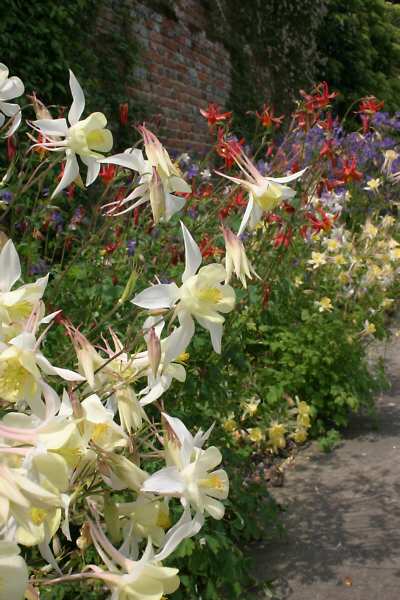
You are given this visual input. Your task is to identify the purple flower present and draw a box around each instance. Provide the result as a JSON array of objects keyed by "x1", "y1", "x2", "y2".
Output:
[
  {"x1": 29, "y1": 259, "x2": 49, "y2": 276},
  {"x1": 186, "y1": 164, "x2": 199, "y2": 178},
  {"x1": 126, "y1": 239, "x2": 137, "y2": 256},
  {"x1": 0, "y1": 190, "x2": 13, "y2": 204}
]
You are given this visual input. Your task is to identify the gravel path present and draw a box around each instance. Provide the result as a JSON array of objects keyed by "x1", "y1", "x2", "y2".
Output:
[{"x1": 252, "y1": 332, "x2": 400, "y2": 599}]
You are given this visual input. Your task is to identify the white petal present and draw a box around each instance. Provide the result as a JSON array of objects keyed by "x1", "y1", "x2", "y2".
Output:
[
  {"x1": 51, "y1": 152, "x2": 79, "y2": 198},
  {"x1": 99, "y1": 149, "x2": 146, "y2": 172},
  {"x1": 32, "y1": 118, "x2": 68, "y2": 137},
  {"x1": 132, "y1": 283, "x2": 179, "y2": 310},
  {"x1": 68, "y1": 70, "x2": 85, "y2": 125},
  {"x1": 141, "y1": 466, "x2": 185, "y2": 495},
  {"x1": 165, "y1": 193, "x2": 185, "y2": 220},
  {"x1": 162, "y1": 413, "x2": 193, "y2": 448},
  {"x1": 267, "y1": 167, "x2": 307, "y2": 184},
  {"x1": 0, "y1": 239, "x2": 21, "y2": 292},
  {"x1": 163, "y1": 321, "x2": 194, "y2": 365},
  {"x1": 154, "y1": 508, "x2": 203, "y2": 562},
  {"x1": 81, "y1": 155, "x2": 100, "y2": 186},
  {"x1": 2, "y1": 107, "x2": 22, "y2": 137},
  {"x1": 36, "y1": 354, "x2": 85, "y2": 381},
  {"x1": 196, "y1": 317, "x2": 223, "y2": 353},
  {"x1": 238, "y1": 194, "x2": 255, "y2": 235},
  {"x1": 180, "y1": 221, "x2": 202, "y2": 282}
]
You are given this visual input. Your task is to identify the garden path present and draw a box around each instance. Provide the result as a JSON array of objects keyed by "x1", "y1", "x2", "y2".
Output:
[{"x1": 252, "y1": 329, "x2": 400, "y2": 599}]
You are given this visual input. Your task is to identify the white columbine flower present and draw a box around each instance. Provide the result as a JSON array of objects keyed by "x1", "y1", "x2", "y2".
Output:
[
  {"x1": 31, "y1": 70, "x2": 113, "y2": 197},
  {"x1": 216, "y1": 147, "x2": 306, "y2": 233},
  {"x1": 0, "y1": 331, "x2": 84, "y2": 417},
  {"x1": 0, "y1": 63, "x2": 24, "y2": 137},
  {"x1": 99, "y1": 126, "x2": 191, "y2": 222},
  {"x1": 0, "y1": 541, "x2": 29, "y2": 600},
  {"x1": 132, "y1": 222, "x2": 235, "y2": 353},
  {"x1": 142, "y1": 413, "x2": 229, "y2": 519},
  {"x1": 0, "y1": 239, "x2": 48, "y2": 339}
]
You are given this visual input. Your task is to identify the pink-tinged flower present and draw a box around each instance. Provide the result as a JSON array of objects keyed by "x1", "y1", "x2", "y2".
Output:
[
  {"x1": 200, "y1": 103, "x2": 232, "y2": 128},
  {"x1": 100, "y1": 126, "x2": 190, "y2": 223},
  {"x1": 222, "y1": 226, "x2": 258, "y2": 288},
  {"x1": 216, "y1": 147, "x2": 307, "y2": 233}
]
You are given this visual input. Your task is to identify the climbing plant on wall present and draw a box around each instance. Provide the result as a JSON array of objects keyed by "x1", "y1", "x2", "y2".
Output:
[{"x1": 0, "y1": 0, "x2": 140, "y2": 124}]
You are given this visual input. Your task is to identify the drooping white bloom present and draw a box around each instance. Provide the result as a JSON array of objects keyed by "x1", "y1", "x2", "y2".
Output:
[
  {"x1": 222, "y1": 225, "x2": 258, "y2": 288},
  {"x1": 86, "y1": 507, "x2": 202, "y2": 600},
  {"x1": 31, "y1": 70, "x2": 113, "y2": 197},
  {"x1": 216, "y1": 147, "x2": 306, "y2": 233},
  {"x1": 0, "y1": 541, "x2": 29, "y2": 600},
  {"x1": 99, "y1": 126, "x2": 191, "y2": 222},
  {"x1": 142, "y1": 414, "x2": 228, "y2": 519},
  {"x1": 0, "y1": 240, "x2": 48, "y2": 340},
  {"x1": 0, "y1": 64, "x2": 24, "y2": 137},
  {"x1": 132, "y1": 222, "x2": 235, "y2": 353}
]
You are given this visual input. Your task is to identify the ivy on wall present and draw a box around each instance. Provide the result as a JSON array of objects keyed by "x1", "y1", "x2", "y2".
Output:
[
  {"x1": 203, "y1": 0, "x2": 328, "y2": 136},
  {"x1": 0, "y1": 0, "x2": 140, "y2": 127}
]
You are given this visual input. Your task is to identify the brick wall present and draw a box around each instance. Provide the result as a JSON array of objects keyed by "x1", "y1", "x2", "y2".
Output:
[{"x1": 99, "y1": 0, "x2": 232, "y2": 154}]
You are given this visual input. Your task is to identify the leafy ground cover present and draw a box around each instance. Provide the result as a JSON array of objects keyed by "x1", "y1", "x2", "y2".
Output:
[{"x1": 0, "y1": 68, "x2": 399, "y2": 600}]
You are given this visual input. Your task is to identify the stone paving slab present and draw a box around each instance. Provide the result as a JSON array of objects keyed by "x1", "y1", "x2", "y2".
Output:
[{"x1": 252, "y1": 334, "x2": 400, "y2": 599}]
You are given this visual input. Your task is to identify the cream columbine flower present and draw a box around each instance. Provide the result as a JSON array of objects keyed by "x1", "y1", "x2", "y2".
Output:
[
  {"x1": 0, "y1": 331, "x2": 84, "y2": 417},
  {"x1": 216, "y1": 146, "x2": 306, "y2": 233},
  {"x1": 142, "y1": 413, "x2": 229, "y2": 520},
  {"x1": 0, "y1": 63, "x2": 24, "y2": 137},
  {"x1": 315, "y1": 297, "x2": 333, "y2": 312},
  {"x1": 100, "y1": 126, "x2": 191, "y2": 222},
  {"x1": 222, "y1": 225, "x2": 258, "y2": 288},
  {"x1": 31, "y1": 70, "x2": 113, "y2": 197},
  {"x1": 132, "y1": 222, "x2": 235, "y2": 353},
  {"x1": 83, "y1": 506, "x2": 202, "y2": 600},
  {"x1": 0, "y1": 240, "x2": 48, "y2": 340},
  {"x1": 268, "y1": 422, "x2": 286, "y2": 452},
  {"x1": 0, "y1": 541, "x2": 29, "y2": 600},
  {"x1": 364, "y1": 178, "x2": 381, "y2": 193},
  {"x1": 307, "y1": 252, "x2": 327, "y2": 269}
]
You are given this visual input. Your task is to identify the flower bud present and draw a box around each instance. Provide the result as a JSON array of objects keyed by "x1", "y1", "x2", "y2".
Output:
[{"x1": 147, "y1": 326, "x2": 161, "y2": 378}]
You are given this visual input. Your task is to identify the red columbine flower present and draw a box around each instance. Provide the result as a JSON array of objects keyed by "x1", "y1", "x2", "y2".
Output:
[
  {"x1": 337, "y1": 157, "x2": 362, "y2": 183},
  {"x1": 273, "y1": 226, "x2": 293, "y2": 249},
  {"x1": 305, "y1": 207, "x2": 335, "y2": 233},
  {"x1": 319, "y1": 139, "x2": 337, "y2": 167},
  {"x1": 119, "y1": 102, "x2": 129, "y2": 126},
  {"x1": 215, "y1": 129, "x2": 244, "y2": 168},
  {"x1": 200, "y1": 103, "x2": 232, "y2": 128},
  {"x1": 359, "y1": 96, "x2": 384, "y2": 115},
  {"x1": 100, "y1": 164, "x2": 116, "y2": 185},
  {"x1": 301, "y1": 82, "x2": 338, "y2": 111},
  {"x1": 256, "y1": 105, "x2": 284, "y2": 128}
]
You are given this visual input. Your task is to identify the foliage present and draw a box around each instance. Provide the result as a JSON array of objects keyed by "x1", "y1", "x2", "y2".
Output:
[
  {"x1": 317, "y1": 0, "x2": 400, "y2": 112},
  {"x1": 1, "y1": 1, "x2": 139, "y2": 126},
  {"x1": 1, "y1": 63, "x2": 400, "y2": 600}
]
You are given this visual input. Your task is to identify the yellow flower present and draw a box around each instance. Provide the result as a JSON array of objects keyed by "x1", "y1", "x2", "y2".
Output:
[
  {"x1": 293, "y1": 428, "x2": 308, "y2": 443},
  {"x1": 223, "y1": 417, "x2": 237, "y2": 433},
  {"x1": 294, "y1": 276, "x2": 303, "y2": 287},
  {"x1": 268, "y1": 422, "x2": 286, "y2": 452},
  {"x1": 248, "y1": 427, "x2": 263, "y2": 443},
  {"x1": 308, "y1": 252, "x2": 327, "y2": 269},
  {"x1": 326, "y1": 238, "x2": 340, "y2": 252},
  {"x1": 316, "y1": 297, "x2": 333, "y2": 312},
  {"x1": 364, "y1": 178, "x2": 381, "y2": 193}
]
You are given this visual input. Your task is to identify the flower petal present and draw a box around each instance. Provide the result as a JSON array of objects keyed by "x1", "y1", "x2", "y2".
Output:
[
  {"x1": 0, "y1": 239, "x2": 21, "y2": 292},
  {"x1": 181, "y1": 221, "x2": 202, "y2": 282},
  {"x1": 68, "y1": 70, "x2": 85, "y2": 125},
  {"x1": 132, "y1": 283, "x2": 179, "y2": 310},
  {"x1": 51, "y1": 152, "x2": 79, "y2": 198}
]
